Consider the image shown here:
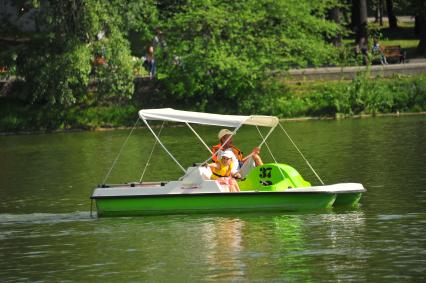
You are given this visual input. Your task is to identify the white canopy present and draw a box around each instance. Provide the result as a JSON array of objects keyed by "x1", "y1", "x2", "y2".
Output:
[{"x1": 138, "y1": 108, "x2": 279, "y2": 128}]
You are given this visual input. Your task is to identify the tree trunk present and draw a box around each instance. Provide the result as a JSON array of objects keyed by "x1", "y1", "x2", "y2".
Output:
[
  {"x1": 417, "y1": 15, "x2": 426, "y2": 55},
  {"x1": 415, "y1": 15, "x2": 421, "y2": 36},
  {"x1": 353, "y1": 0, "x2": 368, "y2": 44},
  {"x1": 386, "y1": 0, "x2": 397, "y2": 29},
  {"x1": 351, "y1": 0, "x2": 360, "y2": 31},
  {"x1": 375, "y1": 0, "x2": 384, "y2": 26},
  {"x1": 375, "y1": 1, "x2": 379, "y2": 23},
  {"x1": 328, "y1": 7, "x2": 342, "y2": 46}
]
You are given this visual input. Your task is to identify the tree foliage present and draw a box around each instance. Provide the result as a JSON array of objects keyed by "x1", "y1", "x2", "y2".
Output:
[
  {"x1": 115, "y1": 0, "x2": 159, "y2": 44},
  {"x1": 15, "y1": 0, "x2": 147, "y2": 106},
  {"x1": 16, "y1": 0, "x2": 411, "y2": 114},
  {"x1": 17, "y1": 39, "x2": 92, "y2": 105},
  {"x1": 159, "y1": 0, "x2": 343, "y2": 114}
]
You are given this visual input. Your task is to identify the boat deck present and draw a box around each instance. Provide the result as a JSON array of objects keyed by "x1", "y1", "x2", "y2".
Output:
[{"x1": 91, "y1": 182, "x2": 366, "y2": 199}]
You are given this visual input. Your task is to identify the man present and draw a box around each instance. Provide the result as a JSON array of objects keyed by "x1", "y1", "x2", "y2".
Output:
[{"x1": 211, "y1": 129, "x2": 263, "y2": 178}]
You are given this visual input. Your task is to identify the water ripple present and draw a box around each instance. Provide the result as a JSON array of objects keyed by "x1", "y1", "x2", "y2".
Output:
[
  {"x1": 0, "y1": 211, "x2": 94, "y2": 225},
  {"x1": 376, "y1": 213, "x2": 424, "y2": 221}
]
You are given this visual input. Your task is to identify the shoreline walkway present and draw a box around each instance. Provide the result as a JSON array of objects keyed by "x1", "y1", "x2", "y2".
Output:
[
  {"x1": 2, "y1": 59, "x2": 426, "y2": 85},
  {"x1": 285, "y1": 59, "x2": 426, "y2": 82}
]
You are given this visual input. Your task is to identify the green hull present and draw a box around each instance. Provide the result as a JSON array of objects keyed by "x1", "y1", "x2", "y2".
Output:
[
  {"x1": 334, "y1": 192, "x2": 363, "y2": 207},
  {"x1": 92, "y1": 163, "x2": 365, "y2": 217},
  {"x1": 94, "y1": 192, "x2": 337, "y2": 217}
]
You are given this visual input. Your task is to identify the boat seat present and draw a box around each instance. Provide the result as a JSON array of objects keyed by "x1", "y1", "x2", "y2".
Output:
[{"x1": 181, "y1": 166, "x2": 212, "y2": 186}]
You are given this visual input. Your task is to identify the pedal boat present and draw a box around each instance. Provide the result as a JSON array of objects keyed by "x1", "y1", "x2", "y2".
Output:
[{"x1": 91, "y1": 108, "x2": 366, "y2": 217}]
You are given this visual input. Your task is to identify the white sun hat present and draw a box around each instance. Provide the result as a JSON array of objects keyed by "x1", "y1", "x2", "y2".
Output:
[
  {"x1": 218, "y1": 129, "x2": 234, "y2": 140},
  {"x1": 220, "y1": 150, "x2": 235, "y2": 159}
]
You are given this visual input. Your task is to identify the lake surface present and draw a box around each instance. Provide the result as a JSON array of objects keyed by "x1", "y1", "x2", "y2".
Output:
[{"x1": 1, "y1": 115, "x2": 425, "y2": 282}]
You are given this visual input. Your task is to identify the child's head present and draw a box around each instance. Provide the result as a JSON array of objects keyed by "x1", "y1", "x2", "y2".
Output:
[{"x1": 220, "y1": 150, "x2": 234, "y2": 165}]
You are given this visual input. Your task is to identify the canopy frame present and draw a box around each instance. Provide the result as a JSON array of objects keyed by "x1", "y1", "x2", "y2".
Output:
[
  {"x1": 101, "y1": 108, "x2": 323, "y2": 186},
  {"x1": 139, "y1": 108, "x2": 279, "y2": 176}
]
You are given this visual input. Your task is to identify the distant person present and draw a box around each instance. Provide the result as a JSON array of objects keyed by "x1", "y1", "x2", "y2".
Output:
[
  {"x1": 359, "y1": 37, "x2": 369, "y2": 65},
  {"x1": 212, "y1": 129, "x2": 263, "y2": 178},
  {"x1": 143, "y1": 45, "x2": 156, "y2": 79},
  {"x1": 153, "y1": 28, "x2": 166, "y2": 49},
  {"x1": 207, "y1": 150, "x2": 240, "y2": 192},
  {"x1": 372, "y1": 38, "x2": 388, "y2": 65},
  {"x1": 152, "y1": 28, "x2": 168, "y2": 60}
]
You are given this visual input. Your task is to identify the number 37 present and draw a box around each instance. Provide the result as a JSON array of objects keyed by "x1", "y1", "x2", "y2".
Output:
[{"x1": 259, "y1": 167, "x2": 272, "y2": 178}]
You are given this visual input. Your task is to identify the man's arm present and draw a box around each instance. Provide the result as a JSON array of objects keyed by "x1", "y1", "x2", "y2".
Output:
[{"x1": 242, "y1": 147, "x2": 260, "y2": 162}]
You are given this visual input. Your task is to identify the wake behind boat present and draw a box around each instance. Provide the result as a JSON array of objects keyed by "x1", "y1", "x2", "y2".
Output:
[{"x1": 90, "y1": 108, "x2": 366, "y2": 217}]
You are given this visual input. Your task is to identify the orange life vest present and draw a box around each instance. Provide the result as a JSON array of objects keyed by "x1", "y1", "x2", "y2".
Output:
[{"x1": 211, "y1": 144, "x2": 243, "y2": 162}]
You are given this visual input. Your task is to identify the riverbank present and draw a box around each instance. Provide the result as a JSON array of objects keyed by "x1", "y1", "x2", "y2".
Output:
[
  {"x1": 2, "y1": 111, "x2": 426, "y2": 136},
  {"x1": 1, "y1": 73, "x2": 425, "y2": 134}
]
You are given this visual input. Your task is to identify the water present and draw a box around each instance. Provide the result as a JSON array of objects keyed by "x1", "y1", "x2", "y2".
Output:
[{"x1": 1, "y1": 115, "x2": 425, "y2": 282}]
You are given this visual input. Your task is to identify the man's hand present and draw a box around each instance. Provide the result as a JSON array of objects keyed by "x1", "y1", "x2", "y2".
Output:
[{"x1": 252, "y1": 147, "x2": 261, "y2": 154}]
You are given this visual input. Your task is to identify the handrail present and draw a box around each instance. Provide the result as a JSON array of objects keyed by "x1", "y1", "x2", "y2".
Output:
[
  {"x1": 102, "y1": 118, "x2": 140, "y2": 185},
  {"x1": 141, "y1": 118, "x2": 186, "y2": 173},
  {"x1": 278, "y1": 122, "x2": 324, "y2": 185},
  {"x1": 139, "y1": 122, "x2": 165, "y2": 182}
]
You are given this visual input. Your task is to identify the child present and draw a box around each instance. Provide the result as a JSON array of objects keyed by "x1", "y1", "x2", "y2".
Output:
[{"x1": 208, "y1": 150, "x2": 240, "y2": 192}]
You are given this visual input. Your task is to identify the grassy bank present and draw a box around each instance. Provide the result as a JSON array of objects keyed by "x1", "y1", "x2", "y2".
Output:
[
  {"x1": 0, "y1": 99, "x2": 139, "y2": 133},
  {"x1": 278, "y1": 73, "x2": 426, "y2": 118},
  {"x1": 1, "y1": 73, "x2": 426, "y2": 133}
]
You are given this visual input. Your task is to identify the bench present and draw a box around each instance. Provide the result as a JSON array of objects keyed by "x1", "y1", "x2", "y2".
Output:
[{"x1": 382, "y1": 45, "x2": 405, "y2": 63}]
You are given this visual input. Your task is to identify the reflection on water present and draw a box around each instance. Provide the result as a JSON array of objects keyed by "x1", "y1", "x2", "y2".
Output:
[
  {"x1": 1, "y1": 209, "x2": 425, "y2": 282},
  {"x1": 0, "y1": 115, "x2": 425, "y2": 281},
  {"x1": 203, "y1": 218, "x2": 245, "y2": 280}
]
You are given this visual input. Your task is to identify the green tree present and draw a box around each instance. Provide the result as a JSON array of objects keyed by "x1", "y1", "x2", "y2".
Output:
[
  {"x1": 160, "y1": 0, "x2": 343, "y2": 114},
  {"x1": 118, "y1": 0, "x2": 159, "y2": 47},
  {"x1": 16, "y1": 0, "x2": 136, "y2": 106}
]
